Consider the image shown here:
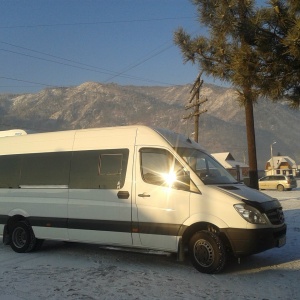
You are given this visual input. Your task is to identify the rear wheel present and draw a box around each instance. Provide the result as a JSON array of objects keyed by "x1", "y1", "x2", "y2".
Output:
[
  {"x1": 189, "y1": 231, "x2": 226, "y2": 274},
  {"x1": 277, "y1": 184, "x2": 284, "y2": 191},
  {"x1": 10, "y1": 221, "x2": 37, "y2": 253}
]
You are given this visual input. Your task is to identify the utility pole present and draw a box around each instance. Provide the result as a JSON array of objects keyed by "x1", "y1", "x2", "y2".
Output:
[{"x1": 183, "y1": 72, "x2": 207, "y2": 143}]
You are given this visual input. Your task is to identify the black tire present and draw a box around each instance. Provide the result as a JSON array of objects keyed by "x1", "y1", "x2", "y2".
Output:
[
  {"x1": 188, "y1": 230, "x2": 226, "y2": 274},
  {"x1": 10, "y1": 221, "x2": 37, "y2": 253},
  {"x1": 277, "y1": 184, "x2": 284, "y2": 191}
]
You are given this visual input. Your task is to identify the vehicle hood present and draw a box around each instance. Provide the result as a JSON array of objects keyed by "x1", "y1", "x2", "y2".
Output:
[{"x1": 210, "y1": 183, "x2": 282, "y2": 212}]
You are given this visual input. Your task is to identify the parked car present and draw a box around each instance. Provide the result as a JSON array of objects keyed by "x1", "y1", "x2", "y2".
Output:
[{"x1": 258, "y1": 175, "x2": 297, "y2": 191}]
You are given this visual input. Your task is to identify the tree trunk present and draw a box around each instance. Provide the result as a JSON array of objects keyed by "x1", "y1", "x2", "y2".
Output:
[{"x1": 244, "y1": 97, "x2": 259, "y2": 189}]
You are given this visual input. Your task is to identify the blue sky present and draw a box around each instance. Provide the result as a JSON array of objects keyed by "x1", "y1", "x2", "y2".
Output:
[{"x1": 0, "y1": 0, "x2": 266, "y2": 94}]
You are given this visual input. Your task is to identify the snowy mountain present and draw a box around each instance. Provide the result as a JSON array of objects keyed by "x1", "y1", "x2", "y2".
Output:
[{"x1": 0, "y1": 81, "x2": 299, "y2": 169}]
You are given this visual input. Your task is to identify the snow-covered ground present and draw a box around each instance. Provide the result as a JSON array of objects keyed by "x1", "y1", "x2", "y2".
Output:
[{"x1": 1, "y1": 183, "x2": 300, "y2": 300}]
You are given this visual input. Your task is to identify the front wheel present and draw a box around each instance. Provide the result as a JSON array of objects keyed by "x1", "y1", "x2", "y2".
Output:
[
  {"x1": 10, "y1": 221, "x2": 37, "y2": 253},
  {"x1": 188, "y1": 231, "x2": 226, "y2": 274}
]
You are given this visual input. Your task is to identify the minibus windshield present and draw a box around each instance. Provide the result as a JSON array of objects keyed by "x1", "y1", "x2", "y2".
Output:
[{"x1": 175, "y1": 147, "x2": 238, "y2": 184}]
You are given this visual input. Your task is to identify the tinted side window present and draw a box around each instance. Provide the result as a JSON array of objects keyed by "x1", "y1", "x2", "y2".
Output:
[
  {"x1": 69, "y1": 149, "x2": 129, "y2": 189},
  {"x1": 99, "y1": 153, "x2": 124, "y2": 189},
  {"x1": 20, "y1": 152, "x2": 71, "y2": 186},
  {"x1": 0, "y1": 152, "x2": 71, "y2": 188},
  {"x1": 0, "y1": 155, "x2": 22, "y2": 188}
]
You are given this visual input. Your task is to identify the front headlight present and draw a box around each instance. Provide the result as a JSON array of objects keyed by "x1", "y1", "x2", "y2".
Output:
[{"x1": 234, "y1": 204, "x2": 267, "y2": 224}]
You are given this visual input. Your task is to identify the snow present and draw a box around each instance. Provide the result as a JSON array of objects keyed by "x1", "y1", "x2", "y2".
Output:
[{"x1": 1, "y1": 183, "x2": 300, "y2": 300}]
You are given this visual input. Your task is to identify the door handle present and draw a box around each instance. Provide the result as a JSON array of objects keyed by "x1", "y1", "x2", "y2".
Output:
[
  {"x1": 117, "y1": 191, "x2": 130, "y2": 199},
  {"x1": 138, "y1": 192, "x2": 150, "y2": 198}
]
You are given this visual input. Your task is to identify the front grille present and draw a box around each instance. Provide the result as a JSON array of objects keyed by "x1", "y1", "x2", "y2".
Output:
[{"x1": 266, "y1": 208, "x2": 285, "y2": 225}]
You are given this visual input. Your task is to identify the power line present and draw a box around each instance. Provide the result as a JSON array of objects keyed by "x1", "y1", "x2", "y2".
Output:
[
  {"x1": 0, "y1": 15, "x2": 199, "y2": 90},
  {"x1": 0, "y1": 76, "x2": 55, "y2": 88},
  {"x1": 0, "y1": 17, "x2": 194, "y2": 29},
  {"x1": 0, "y1": 85, "x2": 37, "y2": 88},
  {"x1": 104, "y1": 44, "x2": 174, "y2": 83},
  {"x1": 104, "y1": 29, "x2": 201, "y2": 83},
  {"x1": 0, "y1": 40, "x2": 115, "y2": 73},
  {"x1": 0, "y1": 48, "x2": 118, "y2": 75},
  {"x1": 0, "y1": 41, "x2": 175, "y2": 86}
]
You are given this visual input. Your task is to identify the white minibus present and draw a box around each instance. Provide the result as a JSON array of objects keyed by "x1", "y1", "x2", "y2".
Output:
[{"x1": 0, "y1": 126, "x2": 286, "y2": 273}]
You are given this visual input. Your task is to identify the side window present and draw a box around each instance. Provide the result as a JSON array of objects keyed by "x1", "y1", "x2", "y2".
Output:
[
  {"x1": 140, "y1": 148, "x2": 190, "y2": 191},
  {"x1": 0, "y1": 152, "x2": 71, "y2": 188},
  {"x1": 98, "y1": 154, "x2": 124, "y2": 189},
  {"x1": 69, "y1": 151, "x2": 100, "y2": 189},
  {"x1": 20, "y1": 152, "x2": 71, "y2": 186},
  {"x1": 0, "y1": 155, "x2": 22, "y2": 188},
  {"x1": 70, "y1": 149, "x2": 129, "y2": 189},
  {"x1": 140, "y1": 149, "x2": 169, "y2": 185}
]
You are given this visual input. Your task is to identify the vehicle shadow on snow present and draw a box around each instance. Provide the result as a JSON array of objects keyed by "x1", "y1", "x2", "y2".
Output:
[
  {"x1": 36, "y1": 239, "x2": 297, "y2": 276},
  {"x1": 37, "y1": 240, "x2": 194, "y2": 272}
]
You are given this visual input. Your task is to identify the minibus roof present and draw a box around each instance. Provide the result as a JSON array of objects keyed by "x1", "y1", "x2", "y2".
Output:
[{"x1": 153, "y1": 127, "x2": 206, "y2": 152}]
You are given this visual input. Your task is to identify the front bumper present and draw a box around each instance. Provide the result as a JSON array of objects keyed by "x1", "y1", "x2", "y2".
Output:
[{"x1": 221, "y1": 224, "x2": 287, "y2": 257}]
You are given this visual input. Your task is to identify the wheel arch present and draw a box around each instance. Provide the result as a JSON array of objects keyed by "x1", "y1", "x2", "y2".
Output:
[
  {"x1": 180, "y1": 213, "x2": 229, "y2": 243},
  {"x1": 180, "y1": 222, "x2": 232, "y2": 254},
  {"x1": 6, "y1": 209, "x2": 30, "y2": 231},
  {"x1": 5, "y1": 214, "x2": 27, "y2": 235}
]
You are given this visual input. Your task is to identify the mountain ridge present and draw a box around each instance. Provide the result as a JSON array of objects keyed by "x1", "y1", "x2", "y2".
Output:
[{"x1": 0, "y1": 81, "x2": 299, "y2": 169}]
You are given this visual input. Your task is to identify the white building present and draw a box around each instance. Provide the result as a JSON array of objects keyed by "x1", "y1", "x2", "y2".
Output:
[
  {"x1": 265, "y1": 156, "x2": 297, "y2": 176},
  {"x1": 211, "y1": 152, "x2": 249, "y2": 180}
]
